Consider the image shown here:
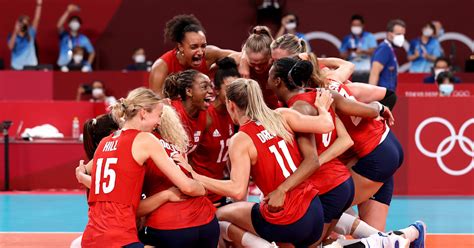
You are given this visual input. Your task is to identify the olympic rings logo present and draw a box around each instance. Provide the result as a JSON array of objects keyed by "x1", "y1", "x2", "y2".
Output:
[{"x1": 415, "y1": 117, "x2": 474, "y2": 176}]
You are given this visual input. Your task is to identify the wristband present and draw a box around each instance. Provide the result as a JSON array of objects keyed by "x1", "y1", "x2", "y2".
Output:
[{"x1": 376, "y1": 102, "x2": 384, "y2": 116}]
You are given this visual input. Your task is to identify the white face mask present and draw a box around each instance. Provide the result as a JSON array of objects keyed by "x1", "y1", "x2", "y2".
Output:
[
  {"x1": 392, "y1": 34, "x2": 405, "y2": 47},
  {"x1": 439, "y1": 84, "x2": 454, "y2": 96},
  {"x1": 351, "y1": 26, "x2": 363, "y2": 35},
  {"x1": 69, "y1": 21, "x2": 81, "y2": 32},
  {"x1": 422, "y1": 28, "x2": 434, "y2": 37},
  {"x1": 134, "y1": 54, "x2": 146, "y2": 63},
  {"x1": 92, "y1": 88, "x2": 104, "y2": 98},
  {"x1": 73, "y1": 54, "x2": 83, "y2": 64},
  {"x1": 438, "y1": 28, "x2": 445, "y2": 37},
  {"x1": 285, "y1": 22, "x2": 297, "y2": 31},
  {"x1": 434, "y1": 68, "x2": 446, "y2": 79}
]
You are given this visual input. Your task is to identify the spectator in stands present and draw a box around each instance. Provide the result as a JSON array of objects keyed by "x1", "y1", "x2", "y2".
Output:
[
  {"x1": 437, "y1": 71, "x2": 455, "y2": 97},
  {"x1": 60, "y1": 46, "x2": 91, "y2": 72},
  {"x1": 431, "y1": 20, "x2": 445, "y2": 39},
  {"x1": 340, "y1": 14, "x2": 377, "y2": 82},
  {"x1": 424, "y1": 57, "x2": 461, "y2": 83},
  {"x1": 76, "y1": 80, "x2": 116, "y2": 107},
  {"x1": 125, "y1": 48, "x2": 151, "y2": 71},
  {"x1": 369, "y1": 19, "x2": 406, "y2": 91},
  {"x1": 407, "y1": 23, "x2": 442, "y2": 73},
  {"x1": 7, "y1": 0, "x2": 42, "y2": 70},
  {"x1": 275, "y1": 13, "x2": 310, "y2": 51},
  {"x1": 56, "y1": 4, "x2": 95, "y2": 69}
]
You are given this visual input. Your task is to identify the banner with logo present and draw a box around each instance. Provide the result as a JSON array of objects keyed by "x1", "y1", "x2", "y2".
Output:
[{"x1": 392, "y1": 97, "x2": 474, "y2": 195}]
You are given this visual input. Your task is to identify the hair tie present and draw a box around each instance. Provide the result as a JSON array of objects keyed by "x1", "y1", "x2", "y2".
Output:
[
  {"x1": 287, "y1": 65, "x2": 297, "y2": 85},
  {"x1": 92, "y1": 118, "x2": 97, "y2": 125},
  {"x1": 119, "y1": 98, "x2": 127, "y2": 109}
]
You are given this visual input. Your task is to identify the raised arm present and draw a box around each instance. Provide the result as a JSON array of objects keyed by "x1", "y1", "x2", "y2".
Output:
[
  {"x1": 7, "y1": 22, "x2": 20, "y2": 50},
  {"x1": 205, "y1": 45, "x2": 236, "y2": 65},
  {"x1": 277, "y1": 89, "x2": 335, "y2": 134},
  {"x1": 345, "y1": 82, "x2": 387, "y2": 103},
  {"x1": 57, "y1": 4, "x2": 80, "y2": 32},
  {"x1": 190, "y1": 132, "x2": 252, "y2": 200},
  {"x1": 318, "y1": 116, "x2": 353, "y2": 165},
  {"x1": 319, "y1": 57, "x2": 355, "y2": 83},
  {"x1": 136, "y1": 133, "x2": 206, "y2": 197},
  {"x1": 31, "y1": 0, "x2": 42, "y2": 31},
  {"x1": 331, "y1": 90, "x2": 379, "y2": 118},
  {"x1": 149, "y1": 59, "x2": 169, "y2": 97}
]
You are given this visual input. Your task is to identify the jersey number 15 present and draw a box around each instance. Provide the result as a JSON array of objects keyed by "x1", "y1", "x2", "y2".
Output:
[{"x1": 94, "y1": 158, "x2": 118, "y2": 195}]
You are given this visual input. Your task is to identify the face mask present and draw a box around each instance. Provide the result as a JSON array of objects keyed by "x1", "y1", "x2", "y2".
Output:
[
  {"x1": 285, "y1": 22, "x2": 297, "y2": 31},
  {"x1": 73, "y1": 54, "x2": 83, "y2": 64},
  {"x1": 434, "y1": 68, "x2": 446, "y2": 79},
  {"x1": 69, "y1": 21, "x2": 81, "y2": 31},
  {"x1": 439, "y1": 84, "x2": 454, "y2": 96},
  {"x1": 92, "y1": 88, "x2": 104, "y2": 98},
  {"x1": 422, "y1": 28, "x2": 433, "y2": 37},
  {"x1": 392, "y1": 34, "x2": 405, "y2": 47},
  {"x1": 134, "y1": 54, "x2": 146, "y2": 63},
  {"x1": 437, "y1": 28, "x2": 445, "y2": 37},
  {"x1": 351, "y1": 26, "x2": 363, "y2": 35}
]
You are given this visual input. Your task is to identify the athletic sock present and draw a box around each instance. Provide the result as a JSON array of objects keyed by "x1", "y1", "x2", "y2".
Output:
[
  {"x1": 352, "y1": 218, "x2": 379, "y2": 239},
  {"x1": 398, "y1": 226, "x2": 419, "y2": 242}
]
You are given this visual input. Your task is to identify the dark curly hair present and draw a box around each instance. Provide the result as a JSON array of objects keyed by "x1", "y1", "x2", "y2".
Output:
[{"x1": 164, "y1": 14, "x2": 205, "y2": 43}]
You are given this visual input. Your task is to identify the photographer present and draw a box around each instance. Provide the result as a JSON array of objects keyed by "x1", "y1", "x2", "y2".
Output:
[
  {"x1": 76, "y1": 80, "x2": 116, "y2": 107},
  {"x1": 7, "y1": 0, "x2": 42, "y2": 70},
  {"x1": 275, "y1": 13, "x2": 310, "y2": 51}
]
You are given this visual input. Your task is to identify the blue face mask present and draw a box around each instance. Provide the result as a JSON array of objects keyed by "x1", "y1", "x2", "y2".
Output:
[
  {"x1": 438, "y1": 28, "x2": 445, "y2": 37},
  {"x1": 439, "y1": 84, "x2": 454, "y2": 96}
]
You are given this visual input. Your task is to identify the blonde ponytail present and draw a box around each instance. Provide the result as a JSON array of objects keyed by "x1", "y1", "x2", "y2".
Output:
[{"x1": 226, "y1": 79, "x2": 293, "y2": 143}]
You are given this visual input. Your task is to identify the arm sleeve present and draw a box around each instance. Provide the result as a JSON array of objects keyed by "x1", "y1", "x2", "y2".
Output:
[
  {"x1": 372, "y1": 46, "x2": 390, "y2": 65},
  {"x1": 431, "y1": 40, "x2": 442, "y2": 57},
  {"x1": 339, "y1": 36, "x2": 349, "y2": 53},
  {"x1": 408, "y1": 40, "x2": 416, "y2": 56},
  {"x1": 81, "y1": 36, "x2": 95, "y2": 53},
  {"x1": 367, "y1": 33, "x2": 377, "y2": 48}
]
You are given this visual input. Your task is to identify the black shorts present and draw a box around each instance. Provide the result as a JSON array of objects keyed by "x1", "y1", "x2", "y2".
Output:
[
  {"x1": 352, "y1": 131, "x2": 404, "y2": 182},
  {"x1": 371, "y1": 176, "x2": 394, "y2": 205},
  {"x1": 139, "y1": 217, "x2": 219, "y2": 248},
  {"x1": 319, "y1": 177, "x2": 355, "y2": 223},
  {"x1": 123, "y1": 242, "x2": 144, "y2": 248},
  {"x1": 251, "y1": 196, "x2": 324, "y2": 248}
]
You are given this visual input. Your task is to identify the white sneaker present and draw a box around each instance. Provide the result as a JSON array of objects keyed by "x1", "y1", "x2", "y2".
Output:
[{"x1": 361, "y1": 232, "x2": 409, "y2": 248}]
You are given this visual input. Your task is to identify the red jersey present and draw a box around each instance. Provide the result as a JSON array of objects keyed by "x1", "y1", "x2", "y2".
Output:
[
  {"x1": 287, "y1": 91, "x2": 351, "y2": 194},
  {"x1": 160, "y1": 48, "x2": 209, "y2": 75},
  {"x1": 171, "y1": 100, "x2": 208, "y2": 154},
  {"x1": 190, "y1": 105, "x2": 234, "y2": 202},
  {"x1": 82, "y1": 129, "x2": 145, "y2": 247},
  {"x1": 250, "y1": 69, "x2": 281, "y2": 109},
  {"x1": 239, "y1": 121, "x2": 319, "y2": 225},
  {"x1": 142, "y1": 133, "x2": 215, "y2": 230},
  {"x1": 328, "y1": 80, "x2": 388, "y2": 158}
]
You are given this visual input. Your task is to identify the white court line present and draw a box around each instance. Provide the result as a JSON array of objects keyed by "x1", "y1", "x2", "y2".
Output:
[{"x1": 0, "y1": 231, "x2": 82, "y2": 234}]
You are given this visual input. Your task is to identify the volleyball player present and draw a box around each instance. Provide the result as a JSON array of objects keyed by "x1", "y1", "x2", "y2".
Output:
[
  {"x1": 150, "y1": 14, "x2": 237, "y2": 97},
  {"x1": 174, "y1": 78, "x2": 336, "y2": 247},
  {"x1": 76, "y1": 88, "x2": 206, "y2": 247}
]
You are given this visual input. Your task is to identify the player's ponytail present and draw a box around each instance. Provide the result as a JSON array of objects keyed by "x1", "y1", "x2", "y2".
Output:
[{"x1": 226, "y1": 78, "x2": 293, "y2": 143}]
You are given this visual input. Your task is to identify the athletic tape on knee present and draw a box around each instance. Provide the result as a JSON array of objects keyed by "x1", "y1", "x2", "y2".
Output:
[
  {"x1": 241, "y1": 232, "x2": 273, "y2": 248},
  {"x1": 334, "y1": 212, "x2": 356, "y2": 235},
  {"x1": 219, "y1": 221, "x2": 232, "y2": 241}
]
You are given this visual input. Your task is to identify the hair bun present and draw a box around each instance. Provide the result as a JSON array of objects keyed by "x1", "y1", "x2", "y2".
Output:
[{"x1": 252, "y1": 26, "x2": 272, "y2": 37}]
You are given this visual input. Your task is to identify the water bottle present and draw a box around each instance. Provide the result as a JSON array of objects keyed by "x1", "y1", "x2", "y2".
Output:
[{"x1": 72, "y1": 117, "x2": 80, "y2": 139}]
